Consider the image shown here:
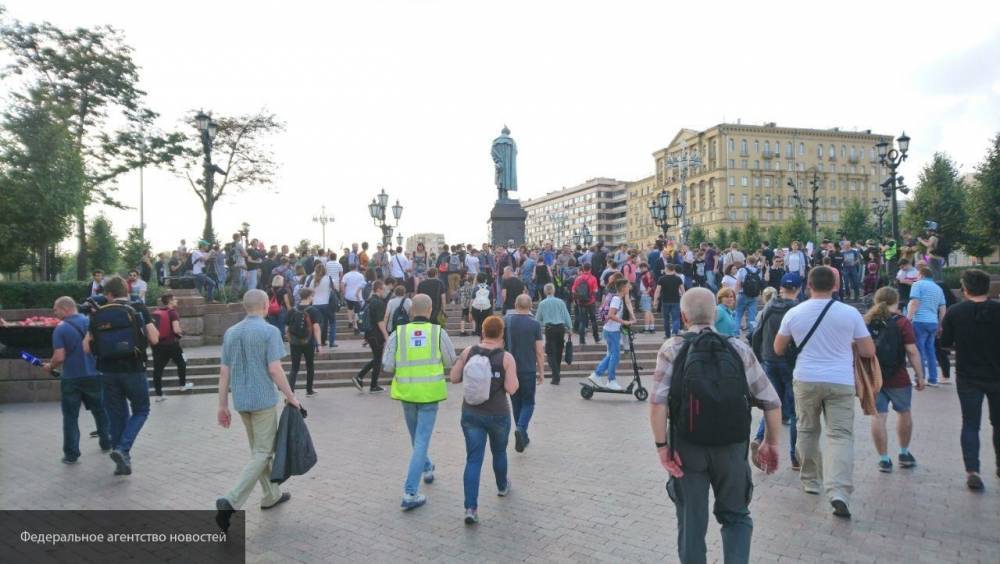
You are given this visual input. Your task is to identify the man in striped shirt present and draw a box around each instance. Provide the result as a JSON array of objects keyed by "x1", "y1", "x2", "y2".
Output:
[
  {"x1": 215, "y1": 289, "x2": 301, "y2": 531},
  {"x1": 649, "y1": 287, "x2": 782, "y2": 564}
]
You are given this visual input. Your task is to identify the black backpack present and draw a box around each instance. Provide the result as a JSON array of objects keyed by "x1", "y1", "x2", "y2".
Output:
[
  {"x1": 868, "y1": 314, "x2": 905, "y2": 379},
  {"x1": 358, "y1": 297, "x2": 378, "y2": 334},
  {"x1": 934, "y1": 235, "x2": 951, "y2": 258},
  {"x1": 667, "y1": 329, "x2": 751, "y2": 448},
  {"x1": 574, "y1": 278, "x2": 592, "y2": 303},
  {"x1": 90, "y1": 302, "x2": 145, "y2": 360},
  {"x1": 287, "y1": 307, "x2": 312, "y2": 345},
  {"x1": 390, "y1": 300, "x2": 410, "y2": 333},
  {"x1": 741, "y1": 268, "x2": 762, "y2": 298}
]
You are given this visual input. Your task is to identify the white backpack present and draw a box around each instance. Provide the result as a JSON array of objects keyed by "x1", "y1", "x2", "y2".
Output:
[
  {"x1": 472, "y1": 284, "x2": 491, "y2": 311},
  {"x1": 463, "y1": 348, "x2": 502, "y2": 405}
]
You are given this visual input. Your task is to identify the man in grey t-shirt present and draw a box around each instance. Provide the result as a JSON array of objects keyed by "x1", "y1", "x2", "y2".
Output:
[{"x1": 505, "y1": 294, "x2": 544, "y2": 453}]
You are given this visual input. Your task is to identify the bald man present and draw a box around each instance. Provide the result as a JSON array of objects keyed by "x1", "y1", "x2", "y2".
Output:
[{"x1": 506, "y1": 294, "x2": 544, "y2": 452}]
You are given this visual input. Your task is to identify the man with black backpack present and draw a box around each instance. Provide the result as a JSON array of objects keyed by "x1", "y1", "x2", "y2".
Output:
[
  {"x1": 354, "y1": 280, "x2": 388, "y2": 393},
  {"x1": 287, "y1": 288, "x2": 322, "y2": 397},
  {"x1": 735, "y1": 255, "x2": 763, "y2": 335},
  {"x1": 83, "y1": 276, "x2": 159, "y2": 477},
  {"x1": 570, "y1": 263, "x2": 599, "y2": 345},
  {"x1": 649, "y1": 287, "x2": 783, "y2": 564}
]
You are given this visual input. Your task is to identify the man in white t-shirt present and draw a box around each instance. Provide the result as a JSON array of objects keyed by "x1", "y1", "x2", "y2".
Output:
[
  {"x1": 325, "y1": 253, "x2": 344, "y2": 288},
  {"x1": 190, "y1": 241, "x2": 216, "y2": 302},
  {"x1": 465, "y1": 249, "x2": 481, "y2": 277},
  {"x1": 773, "y1": 266, "x2": 875, "y2": 519},
  {"x1": 388, "y1": 248, "x2": 410, "y2": 280},
  {"x1": 341, "y1": 263, "x2": 367, "y2": 333}
]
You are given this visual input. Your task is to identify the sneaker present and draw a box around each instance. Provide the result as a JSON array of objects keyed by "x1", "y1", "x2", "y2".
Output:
[
  {"x1": 831, "y1": 499, "x2": 851, "y2": 518},
  {"x1": 183, "y1": 382, "x2": 194, "y2": 391},
  {"x1": 898, "y1": 452, "x2": 917, "y2": 468},
  {"x1": 781, "y1": 418, "x2": 791, "y2": 426},
  {"x1": 460, "y1": 331, "x2": 469, "y2": 337},
  {"x1": 790, "y1": 454, "x2": 801, "y2": 471},
  {"x1": 110, "y1": 450, "x2": 131, "y2": 476},
  {"x1": 878, "y1": 459, "x2": 893, "y2": 473},
  {"x1": 605, "y1": 380, "x2": 623, "y2": 391},
  {"x1": 926, "y1": 381, "x2": 940, "y2": 388},
  {"x1": 464, "y1": 508, "x2": 478, "y2": 525},
  {"x1": 967, "y1": 473, "x2": 984, "y2": 491},
  {"x1": 261, "y1": 492, "x2": 292, "y2": 510},
  {"x1": 939, "y1": 378, "x2": 952, "y2": 385},
  {"x1": 306, "y1": 390, "x2": 317, "y2": 397},
  {"x1": 587, "y1": 373, "x2": 606, "y2": 388},
  {"x1": 400, "y1": 493, "x2": 427, "y2": 511},
  {"x1": 215, "y1": 498, "x2": 235, "y2": 532},
  {"x1": 423, "y1": 464, "x2": 435, "y2": 484},
  {"x1": 497, "y1": 479, "x2": 511, "y2": 497},
  {"x1": 750, "y1": 440, "x2": 761, "y2": 463},
  {"x1": 155, "y1": 396, "x2": 167, "y2": 403},
  {"x1": 61, "y1": 456, "x2": 78, "y2": 464},
  {"x1": 369, "y1": 386, "x2": 386, "y2": 394},
  {"x1": 514, "y1": 429, "x2": 527, "y2": 453},
  {"x1": 352, "y1": 374, "x2": 364, "y2": 391},
  {"x1": 89, "y1": 430, "x2": 99, "y2": 438}
]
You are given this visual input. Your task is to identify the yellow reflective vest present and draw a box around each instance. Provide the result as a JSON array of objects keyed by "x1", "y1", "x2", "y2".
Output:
[{"x1": 390, "y1": 322, "x2": 448, "y2": 403}]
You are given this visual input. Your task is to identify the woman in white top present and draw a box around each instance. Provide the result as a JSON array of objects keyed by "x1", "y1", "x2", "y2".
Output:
[
  {"x1": 587, "y1": 278, "x2": 632, "y2": 391},
  {"x1": 306, "y1": 262, "x2": 334, "y2": 347},
  {"x1": 721, "y1": 263, "x2": 739, "y2": 291},
  {"x1": 785, "y1": 241, "x2": 808, "y2": 277}
]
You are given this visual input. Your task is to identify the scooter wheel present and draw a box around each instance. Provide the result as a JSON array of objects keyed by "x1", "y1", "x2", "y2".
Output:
[
  {"x1": 634, "y1": 387, "x2": 648, "y2": 401},
  {"x1": 580, "y1": 386, "x2": 594, "y2": 400}
]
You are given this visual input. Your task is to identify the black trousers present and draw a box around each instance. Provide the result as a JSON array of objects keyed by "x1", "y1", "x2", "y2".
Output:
[
  {"x1": 544, "y1": 324, "x2": 566, "y2": 384},
  {"x1": 289, "y1": 343, "x2": 315, "y2": 393},
  {"x1": 471, "y1": 307, "x2": 491, "y2": 337},
  {"x1": 151, "y1": 341, "x2": 186, "y2": 395},
  {"x1": 358, "y1": 331, "x2": 386, "y2": 389},
  {"x1": 574, "y1": 303, "x2": 599, "y2": 343}
]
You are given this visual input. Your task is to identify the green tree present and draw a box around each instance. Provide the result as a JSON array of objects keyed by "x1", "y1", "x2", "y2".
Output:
[
  {"x1": 839, "y1": 198, "x2": 876, "y2": 243},
  {"x1": 715, "y1": 227, "x2": 729, "y2": 247},
  {"x1": 0, "y1": 16, "x2": 177, "y2": 279},
  {"x1": 87, "y1": 214, "x2": 119, "y2": 274},
  {"x1": 0, "y1": 91, "x2": 86, "y2": 278},
  {"x1": 740, "y1": 218, "x2": 763, "y2": 252},
  {"x1": 902, "y1": 153, "x2": 966, "y2": 250},
  {"x1": 765, "y1": 224, "x2": 783, "y2": 248},
  {"x1": 963, "y1": 133, "x2": 1000, "y2": 260},
  {"x1": 688, "y1": 226, "x2": 707, "y2": 247},
  {"x1": 295, "y1": 239, "x2": 313, "y2": 257},
  {"x1": 174, "y1": 110, "x2": 284, "y2": 242},
  {"x1": 728, "y1": 227, "x2": 743, "y2": 249},
  {"x1": 782, "y1": 209, "x2": 812, "y2": 248},
  {"x1": 118, "y1": 226, "x2": 150, "y2": 271}
]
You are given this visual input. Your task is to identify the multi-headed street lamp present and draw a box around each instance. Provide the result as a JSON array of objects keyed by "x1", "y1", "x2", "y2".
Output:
[
  {"x1": 312, "y1": 206, "x2": 333, "y2": 250},
  {"x1": 396, "y1": 232, "x2": 404, "y2": 248},
  {"x1": 787, "y1": 169, "x2": 821, "y2": 236},
  {"x1": 871, "y1": 197, "x2": 889, "y2": 238},
  {"x1": 575, "y1": 225, "x2": 593, "y2": 248},
  {"x1": 875, "y1": 132, "x2": 910, "y2": 243},
  {"x1": 665, "y1": 148, "x2": 701, "y2": 244},
  {"x1": 648, "y1": 188, "x2": 684, "y2": 240},
  {"x1": 368, "y1": 188, "x2": 403, "y2": 249}
]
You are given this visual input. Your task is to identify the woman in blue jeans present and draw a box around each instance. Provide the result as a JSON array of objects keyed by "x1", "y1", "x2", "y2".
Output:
[
  {"x1": 449, "y1": 315, "x2": 519, "y2": 525},
  {"x1": 588, "y1": 279, "x2": 632, "y2": 391}
]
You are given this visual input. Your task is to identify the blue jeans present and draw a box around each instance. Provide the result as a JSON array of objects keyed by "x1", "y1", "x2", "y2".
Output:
[
  {"x1": 912, "y1": 321, "x2": 938, "y2": 383},
  {"x1": 402, "y1": 401, "x2": 438, "y2": 495},
  {"x1": 842, "y1": 265, "x2": 858, "y2": 297},
  {"x1": 705, "y1": 270, "x2": 718, "y2": 293},
  {"x1": 510, "y1": 372, "x2": 537, "y2": 433},
  {"x1": 61, "y1": 376, "x2": 111, "y2": 458},
  {"x1": 735, "y1": 294, "x2": 758, "y2": 335},
  {"x1": 662, "y1": 302, "x2": 681, "y2": 336},
  {"x1": 194, "y1": 273, "x2": 216, "y2": 302},
  {"x1": 754, "y1": 360, "x2": 797, "y2": 461},
  {"x1": 461, "y1": 411, "x2": 510, "y2": 509},
  {"x1": 266, "y1": 309, "x2": 287, "y2": 339},
  {"x1": 102, "y1": 372, "x2": 150, "y2": 454},
  {"x1": 245, "y1": 269, "x2": 258, "y2": 291},
  {"x1": 595, "y1": 330, "x2": 621, "y2": 381},
  {"x1": 957, "y1": 384, "x2": 1000, "y2": 474}
]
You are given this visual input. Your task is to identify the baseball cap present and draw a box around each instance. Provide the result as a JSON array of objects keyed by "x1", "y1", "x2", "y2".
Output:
[{"x1": 780, "y1": 272, "x2": 803, "y2": 288}]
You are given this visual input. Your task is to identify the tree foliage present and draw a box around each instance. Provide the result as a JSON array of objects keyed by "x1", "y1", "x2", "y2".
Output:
[
  {"x1": 119, "y1": 226, "x2": 150, "y2": 272},
  {"x1": 838, "y1": 198, "x2": 876, "y2": 243},
  {"x1": 728, "y1": 227, "x2": 743, "y2": 248},
  {"x1": 781, "y1": 209, "x2": 812, "y2": 248},
  {"x1": 739, "y1": 218, "x2": 762, "y2": 251},
  {"x1": 902, "y1": 153, "x2": 966, "y2": 248},
  {"x1": 87, "y1": 214, "x2": 119, "y2": 274},
  {"x1": 714, "y1": 227, "x2": 729, "y2": 247},
  {"x1": 963, "y1": 133, "x2": 1000, "y2": 260},
  {"x1": 688, "y1": 226, "x2": 707, "y2": 247},
  {"x1": 765, "y1": 224, "x2": 783, "y2": 248},
  {"x1": 0, "y1": 91, "x2": 86, "y2": 276},
  {"x1": 173, "y1": 110, "x2": 284, "y2": 242}
]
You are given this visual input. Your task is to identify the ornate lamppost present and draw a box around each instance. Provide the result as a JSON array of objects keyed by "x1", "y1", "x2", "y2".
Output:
[
  {"x1": 665, "y1": 148, "x2": 701, "y2": 245},
  {"x1": 194, "y1": 110, "x2": 225, "y2": 242},
  {"x1": 575, "y1": 225, "x2": 593, "y2": 248},
  {"x1": 312, "y1": 205, "x2": 333, "y2": 250},
  {"x1": 648, "y1": 189, "x2": 683, "y2": 241},
  {"x1": 875, "y1": 132, "x2": 910, "y2": 243},
  {"x1": 239, "y1": 222, "x2": 250, "y2": 246},
  {"x1": 787, "y1": 169, "x2": 821, "y2": 236},
  {"x1": 368, "y1": 188, "x2": 403, "y2": 249},
  {"x1": 396, "y1": 232, "x2": 404, "y2": 248},
  {"x1": 871, "y1": 197, "x2": 889, "y2": 238}
]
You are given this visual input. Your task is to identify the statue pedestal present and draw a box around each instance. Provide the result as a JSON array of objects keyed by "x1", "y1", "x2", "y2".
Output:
[{"x1": 489, "y1": 199, "x2": 527, "y2": 247}]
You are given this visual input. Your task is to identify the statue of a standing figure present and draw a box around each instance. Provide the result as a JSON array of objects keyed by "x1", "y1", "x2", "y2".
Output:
[{"x1": 491, "y1": 125, "x2": 518, "y2": 201}]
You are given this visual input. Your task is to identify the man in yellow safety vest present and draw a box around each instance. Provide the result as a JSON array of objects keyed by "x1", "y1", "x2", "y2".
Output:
[{"x1": 382, "y1": 293, "x2": 457, "y2": 510}]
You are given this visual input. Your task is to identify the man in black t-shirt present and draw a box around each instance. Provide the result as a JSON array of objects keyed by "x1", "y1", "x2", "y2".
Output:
[
  {"x1": 416, "y1": 269, "x2": 447, "y2": 325},
  {"x1": 83, "y1": 276, "x2": 159, "y2": 477},
  {"x1": 939, "y1": 269, "x2": 1000, "y2": 491},
  {"x1": 355, "y1": 280, "x2": 389, "y2": 393},
  {"x1": 500, "y1": 266, "x2": 526, "y2": 315},
  {"x1": 653, "y1": 264, "x2": 685, "y2": 336}
]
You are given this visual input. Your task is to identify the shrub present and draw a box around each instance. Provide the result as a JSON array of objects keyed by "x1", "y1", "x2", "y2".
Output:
[{"x1": 0, "y1": 282, "x2": 90, "y2": 309}]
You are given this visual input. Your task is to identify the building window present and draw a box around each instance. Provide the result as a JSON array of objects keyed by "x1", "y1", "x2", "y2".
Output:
[
  {"x1": 817, "y1": 144, "x2": 823, "y2": 158},
  {"x1": 788, "y1": 162, "x2": 794, "y2": 171},
  {"x1": 841, "y1": 145, "x2": 846, "y2": 159},
  {"x1": 728, "y1": 139, "x2": 735, "y2": 153},
  {"x1": 741, "y1": 139, "x2": 748, "y2": 155},
  {"x1": 831, "y1": 196, "x2": 837, "y2": 207},
  {"x1": 850, "y1": 145, "x2": 856, "y2": 160},
  {"x1": 754, "y1": 160, "x2": 760, "y2": 170},
  {"x1": 728, "y1": 193, "x2": 735, "y2": 205},
  {"x1": 798, "y1": 142, "x2": 805, "y2": 156},
  {"x1": 753, "y1": 177, "x2": 761, "y2": 187},
  {"x1": 741, "y1": 194, "x2": 748, "y2": 207},
  {"x1": 729, "y1": 211, "x2": 737, "y2": 220},
  {"x1": 754, "y1": 140, "x2": 760, "y2": 153},
  {"x1": 786, "y1": 142, "x2": 793, "y2": 158},
  {"x1": 728, "y1": 176, "x2": 735, "y2": 187},
  {"x1": 764, "y1": 141, "x2": 770, "y2": 155},
  {"x1": 741, "y1": 159, "x2": 748, "y2": 169},
  {"x1": 850, "y1": 165, "x2": 856, "y2": 174},
  {"x1": 728, "y1": 159, "x2": 735, "y2": 168},
  {"x1": 829, "y1": 145, "x2": 835, "y2": 158},
  {"x1": 741, "y1": 176, "x2": 748, "y2": 186},
  {"x1": 763, "y1": 176, "x2": 772, "y2": 188}
]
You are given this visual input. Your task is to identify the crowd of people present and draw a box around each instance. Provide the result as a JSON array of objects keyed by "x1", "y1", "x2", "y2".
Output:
[{"x1": 42, "y1": 224, "x2": 997, "y2": 563}]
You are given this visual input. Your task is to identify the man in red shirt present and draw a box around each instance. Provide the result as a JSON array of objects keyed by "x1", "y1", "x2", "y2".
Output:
[
  {"x1": 570, "y1": 263, "x2": 600, "y2": 345},
  {"x1": 151, "y1": 293, "x2": 191, "y2": 400}
]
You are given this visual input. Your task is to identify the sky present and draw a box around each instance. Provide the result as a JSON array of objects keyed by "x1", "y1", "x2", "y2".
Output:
[{"x1": 3, "y1": 0, "x2": 999, "y2": 253}]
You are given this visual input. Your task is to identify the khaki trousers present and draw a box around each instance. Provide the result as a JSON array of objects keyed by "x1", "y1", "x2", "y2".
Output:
[
  {"x1": 225, "y1": 406, "x2": 282, "y2": 509},
  {"x1": 793, "y1": 381, "x2": 855, "y2": 503}
]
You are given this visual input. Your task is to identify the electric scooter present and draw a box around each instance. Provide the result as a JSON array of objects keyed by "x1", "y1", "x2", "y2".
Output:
[{"x1": 580, "y1": 326, "x2": 648, "y2": 401}]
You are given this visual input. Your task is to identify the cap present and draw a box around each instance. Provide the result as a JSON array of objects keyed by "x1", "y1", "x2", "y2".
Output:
[{"x1": 780, "y1": 272, "x2": 803, "y2": 288}]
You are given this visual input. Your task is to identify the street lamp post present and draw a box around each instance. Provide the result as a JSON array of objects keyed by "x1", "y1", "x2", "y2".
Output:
[
  {"x1": 574, "y1": 225, "x2": 593, "y2": 248},
  {"x1": 312, "y1": 205, "x2": 333, "y2": 250},
  {"x1": 648, "y1": 189, "x2": 683, "y2": 241},
  {"x1": 871, "y1": 197, "x2": 889, "y2": 238},
  {"x1": 787, "y1": 170, "x2": 821, "y2": 236},
  {"x1": 876, "y1": 132, "x2": 910, "y2": 243},
  {"x1": 396, "y1": 232, "x2": 404, "y2": 248},
  {"x1": 665, "y1": 148, "x2": 701, "y2": 245},
  {"x1": 368, "y1": 188, "x2": 403, "y2": 249},
  {"x1": 194, "y1": 110, "x2": 223, "y2": 242},
  {"x1": 239, "y1": 222, "x2": 250, "y2": 246}
]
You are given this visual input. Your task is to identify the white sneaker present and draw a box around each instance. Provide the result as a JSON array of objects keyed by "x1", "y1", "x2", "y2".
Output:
[
  {"x1": 587, "y1": 373, "x2": 607, "y2": 388},
  {"x1": 154, "y1": 396, "x2": 167, "y2": 403},
  {"x1": 183, "y1": 382, "x2": 194, "y2": 391},
  {"x1": 605, "y1": 380, "x2": 623, "y2": 391}
]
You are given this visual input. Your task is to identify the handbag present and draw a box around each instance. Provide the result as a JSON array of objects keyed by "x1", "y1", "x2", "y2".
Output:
[
  {"x1": 564, "y1": 338, "x2": 574, "y2": 364},
  {"x1": 785, "y1": 300, "x2": 834, "y2": 369}
]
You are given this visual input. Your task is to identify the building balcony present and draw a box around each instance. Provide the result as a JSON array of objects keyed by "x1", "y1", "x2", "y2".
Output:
[{"x1": 762, "y1": 151, "x2": 773, "y2": 159}]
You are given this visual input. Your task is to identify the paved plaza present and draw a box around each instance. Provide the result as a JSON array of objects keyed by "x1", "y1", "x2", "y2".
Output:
[{"x1": 1, "y1": 380, "x2": 998, "y2": 563}]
